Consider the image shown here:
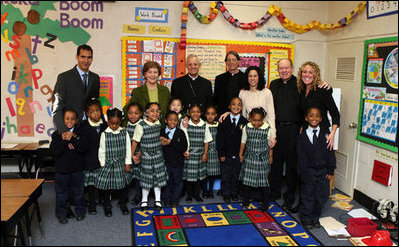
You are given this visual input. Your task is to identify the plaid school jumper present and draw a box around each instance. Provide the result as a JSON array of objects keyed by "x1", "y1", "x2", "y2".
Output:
[
  {"x1": 239, "y1": 126, "x2": 270, "y2": 187},
  {"x1": 83, "y1": 125, "x2": 101, "y2": 186},
  {"x1": 96, "y1": 130, "x2": 131, "y2": 190},
  {"x1": 183, "y1": 124, "x2": 207, "y2": 182},
  {"x1": 126, "y1": 122, "x2": 141, "y2": 181},
  {"x1": 206, "y1": 125, "x2": 221, "y2": 176},
  {"x1": 138, "y1": 121, "x2": 168, "y2": 189}
]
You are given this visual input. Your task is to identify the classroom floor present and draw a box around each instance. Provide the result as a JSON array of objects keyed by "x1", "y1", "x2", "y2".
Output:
[{"x1": 12, "y1": 179, "x2": 374, "y2": 246}]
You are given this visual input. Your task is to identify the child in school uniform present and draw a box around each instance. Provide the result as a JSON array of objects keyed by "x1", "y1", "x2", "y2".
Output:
[
  {"x1": 217, "y1": 97, "x2": 248, "y2": 202},
  {"x1": 50, "y1": 108, "x2": 87, "y2": 224},
  {"x1": 169, "y1": 98, "x2": 185, "y2": 125},
  {"x1": 239, "y1": 107, "x2": 273, "y2": 212},
  {"x1": 160, "y1": 111, "x2": 188, "y2": 207},
  {"x1": 130, "y1": 102, "x2": 168, "y2": 211},
  {"x1": 96, "y1": 108, "x2": 132, "y2": 217},
  {"x1": 203, "y1": 105, "x2": 220, "y2": 199},
  {"x1": 181, "y1": 104, "x2": 213, "y2": 203},
  {"x1": 297, "y1": 106, "x2": 336, "y2": 229},
  {"x1": 80, "y1": 99, "x2": 107, "y2": 215},
  {"x1": 124, "y1": 102, "x2": 143, "y2": 206}
]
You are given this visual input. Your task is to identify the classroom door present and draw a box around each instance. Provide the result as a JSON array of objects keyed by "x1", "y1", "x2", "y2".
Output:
[{"x1": 326, "y1": 41, "x2": 364, "y2": 196}]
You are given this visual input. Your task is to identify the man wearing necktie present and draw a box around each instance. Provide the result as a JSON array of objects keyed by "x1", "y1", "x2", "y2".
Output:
[
  {"x1": 297, "y1": 106, "x2": 336, "y2": 229},
  {"x1": 52, "y1": 44, "x2": 100, "y2": 134}
]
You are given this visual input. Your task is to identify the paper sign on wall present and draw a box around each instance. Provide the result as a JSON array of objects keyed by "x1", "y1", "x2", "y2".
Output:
[{"x1": 135, "y1": 7, "x2": 168, "y2": 23}]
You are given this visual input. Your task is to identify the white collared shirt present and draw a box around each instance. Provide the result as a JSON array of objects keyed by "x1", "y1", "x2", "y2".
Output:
[
  {"x1": 241, "y1": 122, "x2": 271, "y2": 144},
  {"x1": 127, "y1": 119, "x2": 142, "y2": 127},
  {"x1": 88, "y1": 118, "x2": 103, "y2": 127},
  {"x1": 98, "y1": 126, "x2": 132, "y2": 167},
  {"x1": 306, "y1": 126, "x2": 320, "y2": 144}
]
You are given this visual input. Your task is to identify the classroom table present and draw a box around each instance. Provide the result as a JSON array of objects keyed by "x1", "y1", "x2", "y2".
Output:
[
  {"x1": 1, "y1": 143, "x2": 30, "y2": 177},
  {"x1": 1, "y1": 143, "x2": 47, "y2": 178},
  {"x1": 1, "y1": 196, "x2": 29, "y2": 246},
  {"x1": 1, "y1": 179, "x2": 46, "y2": 245}
]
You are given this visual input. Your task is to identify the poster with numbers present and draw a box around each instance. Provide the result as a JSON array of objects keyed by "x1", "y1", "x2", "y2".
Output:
[
  {"x1": 367, "y1": 1, "x2": 398, "y2": 19},
  {"x1": 357, "y1": 37, "x2": 398, "y2": 153}
]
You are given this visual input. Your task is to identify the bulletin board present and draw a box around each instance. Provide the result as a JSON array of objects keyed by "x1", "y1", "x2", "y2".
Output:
[
  {"x1": 121, "y1": 36, "x2": 294, "y2": 106},
  {"x1": 357, "y1": 36, "x2": 398, "y2": 153}
]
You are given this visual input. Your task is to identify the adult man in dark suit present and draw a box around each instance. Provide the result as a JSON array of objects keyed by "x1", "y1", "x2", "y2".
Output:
[
  {"x1": 171, "y1": 54, "x2": 213, "y2": 114},
  {"x1": 52, "y1": 44, "x2": 100, "y2": 134}
]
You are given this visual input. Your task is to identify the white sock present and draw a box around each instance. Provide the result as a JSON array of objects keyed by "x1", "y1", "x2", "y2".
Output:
[
  {"x1": 142, "y1": 188, "x2": 150, "y2": 204},
  {"x1": 154, "y1": 186, "x2": 161, "y2": 203}
]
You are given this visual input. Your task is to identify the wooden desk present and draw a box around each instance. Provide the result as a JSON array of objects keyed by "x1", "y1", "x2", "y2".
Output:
[
  {"x1": 1, "y1": 143, "x2": 45, "y2": 178},
  {"x1": 1, "y1": 196, "x2": 29, "y2": 246},
  {"x1": 1, "y1": 179, "x2": 45, "y2": 244},
  {"x1": 1, "y1": 179, "x2": 45, "y2": 197}
]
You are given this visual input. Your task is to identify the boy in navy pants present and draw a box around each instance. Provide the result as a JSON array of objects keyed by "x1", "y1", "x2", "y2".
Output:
[
  {"x1": 297, "y1": 106, "x2": 336, "y2": 229},
  {"x1": 217, "y1": 97, "x2": 248, "y2": 202},
  {"x1": 50, "y1": 109, "x2": 88, "y2": 224},
  {"x1": 161, "y1": 111, "x2": 188, "y2": 207}
]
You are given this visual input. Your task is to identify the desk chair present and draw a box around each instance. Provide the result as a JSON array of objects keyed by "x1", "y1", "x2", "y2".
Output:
[{"x1": 35, "y1": 146, "x2": 55, "y2": 180}]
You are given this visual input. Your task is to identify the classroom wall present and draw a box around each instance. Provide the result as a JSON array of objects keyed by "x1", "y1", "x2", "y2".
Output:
[
  {"x1": 325, "y1": 1, "x2": 398, "y2": 204},
  {"x1": 1, "y1": 1, "x2": 329, "y2": 144}
]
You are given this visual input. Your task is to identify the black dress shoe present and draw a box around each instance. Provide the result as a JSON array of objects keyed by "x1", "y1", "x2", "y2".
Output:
[
  {"x1": 58, "y1": 217, "x2": 68, "y2": 224},
  {"x1": 88, "y1": 205, "x2": 97, "y2": 215},
  {"x1": 202, "y1": 192, "x2": 209, "y2": 199},
  {"x1": 104, "y1": 207, "x2": 112, "y2": 217},
  {"x1": 67, "y1": 206, "x2": 75, "y2": 218},
  {"x1": 131, "y1": 198, "x2": 140, "y2": 206},
  {"x1": 291, "y1": 205, "x2": 299, "y2": 213},
  {"x1": 120, "y1": 204, "x2": 129, "y2": 215},
  {"x1": 208, "y1": 191, "x2": 214, "y2": 199},
  {"x1": 139, "y1": 202, "x2": 148, "y2": 211},
  {"x1": 194, "y1": 196, "x2": 203, "y2": 202},
  {"x1": 76, "y1": 215, "x2": 85, "y2": 221},
  {"x1": 223, "y1": 196, "x2": 231, "y2": 203},
  {"x1": 231, "y1": 195, "x2": 239, "y2": 202},
  {"x1": 282, "y1": 202, "x2": 293, "y2": 212},
  {"x1": 154, "y1": 201, "x2": 163, "y2": 211},
  {"x1": 301, "y1": 220, "x2": 313, "y2": 230},
  {"x1": 312, "y1": 220, "x2": 321, "y2": 228},
  {"x1": 186, "y1": 196, "x2": 193, "y2": 202}
]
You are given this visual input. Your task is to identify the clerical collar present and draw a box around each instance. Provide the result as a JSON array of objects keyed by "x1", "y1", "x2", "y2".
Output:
[
  {"x1": 282, "y1": 75, "x2": 293, "y2": 84},
  {"x1": 188, "y1": 74, "x2": 199, "y2": 80}
]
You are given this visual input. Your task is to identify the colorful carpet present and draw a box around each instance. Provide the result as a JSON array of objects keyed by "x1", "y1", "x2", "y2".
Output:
[{"x1": 131, "y1": 201, "x2": 322, "y2": 246}]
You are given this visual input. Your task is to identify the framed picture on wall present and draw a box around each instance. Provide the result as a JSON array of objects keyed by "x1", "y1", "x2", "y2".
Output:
[{"x1": 367, "y1": 1, "x2": 398, "y2": 19}]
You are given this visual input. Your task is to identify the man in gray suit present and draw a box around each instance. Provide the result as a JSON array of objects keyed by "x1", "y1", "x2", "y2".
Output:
[{"x1": 52, "y1": 44, "x2": 100, "y2": 135}]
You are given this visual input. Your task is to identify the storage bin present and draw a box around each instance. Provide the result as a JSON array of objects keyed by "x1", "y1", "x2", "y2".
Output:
[{"x1": 348, "y1": 217, "x2": 377, "y2": 237}]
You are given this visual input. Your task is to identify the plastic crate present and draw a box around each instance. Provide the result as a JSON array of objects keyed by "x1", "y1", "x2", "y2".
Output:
[{"x1": 348, "y1": 217, "x2": 377, "y2": 237}]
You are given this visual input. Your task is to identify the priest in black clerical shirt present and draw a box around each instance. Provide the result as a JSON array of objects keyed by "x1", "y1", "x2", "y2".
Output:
[
  {"x1": 171, "y1": 54, "x2": 213, "y2": 114},
  {"x1": 214, "y1": 51, "x2": 246, "y2": 116}
]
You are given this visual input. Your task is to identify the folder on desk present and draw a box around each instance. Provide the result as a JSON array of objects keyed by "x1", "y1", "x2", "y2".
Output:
[{"x1": 371, "y1": 160, "x2": 393, "y2": 186}]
